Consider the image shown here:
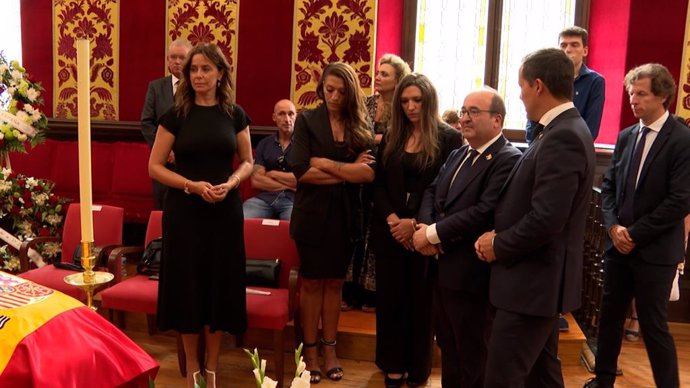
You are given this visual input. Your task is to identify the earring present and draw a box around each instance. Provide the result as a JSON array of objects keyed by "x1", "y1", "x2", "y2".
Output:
[{"x1": 217, "y1": 79, "x2": 221, "y2": 87}]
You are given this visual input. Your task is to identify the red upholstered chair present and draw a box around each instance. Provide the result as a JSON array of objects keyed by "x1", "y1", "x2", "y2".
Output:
[
  {"x1": 243, "y1": 218, "x2": 300, "y2": 387},
  {"x1": 174, "y1": 218, "x2": 300, "y2": 386},
  {"x1": 99, "y1": 210, "x2": 162, "y2": 335},
  {"x1": 18, "y1": 203, "x2": 124, "y2": 302}
]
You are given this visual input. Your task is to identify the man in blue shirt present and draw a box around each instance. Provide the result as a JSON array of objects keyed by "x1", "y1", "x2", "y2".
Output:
[
  {"x1": 242, "y1": 99, "x2": 297, "y2": 220},
  {"x1": 526, "y1": 26, "x2": 605, "y2": 143}
]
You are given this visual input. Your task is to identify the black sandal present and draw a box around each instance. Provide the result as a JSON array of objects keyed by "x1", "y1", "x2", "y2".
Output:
[
  {"x1": 303, "y1": 341, "x2": 322, "y2": 384},
  {"x1": 625, "y1": 316, "x2": 640, "y2": 341},
  {"x1": 320, "y1": 338, "x2": 344, "y2": 381}
]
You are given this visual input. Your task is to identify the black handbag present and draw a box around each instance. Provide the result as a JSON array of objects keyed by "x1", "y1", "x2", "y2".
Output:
[
  {"x1": 137, "y1": 238, "x2": 162, "y2": 277},
  {"x1": 246, "y1": 259, "x2": 281, "y2": 288}
]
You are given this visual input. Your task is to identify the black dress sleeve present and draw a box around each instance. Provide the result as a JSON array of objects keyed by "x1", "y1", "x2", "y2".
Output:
[
  {"x1": 289, "y1": 110, "x2": 312, "y2": 180},
  {"x1": 160, "y1": 106, "x2": 181, "y2": 136},
  {"x1": 232, "y1": 104, "x2": 252, "y2": 133}
]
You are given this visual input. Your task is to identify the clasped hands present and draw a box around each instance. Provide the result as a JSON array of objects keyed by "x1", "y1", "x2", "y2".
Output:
[
  {"x1": 609, "y1": 225, "x2": 635, "y2": 254},
  {"x1": 187, "y1": 180, "x2": 239, "y2": 203},
  {"x1": 410, "y1": 224, "x2": 498, "y2": 263}
]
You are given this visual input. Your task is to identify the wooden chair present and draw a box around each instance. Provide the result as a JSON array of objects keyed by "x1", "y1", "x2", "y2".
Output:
[{"x1": 18, "y1": 203, "x2": 124, "y2": 302}]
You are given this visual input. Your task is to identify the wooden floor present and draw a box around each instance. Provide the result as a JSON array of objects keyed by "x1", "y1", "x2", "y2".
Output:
[{"x1": 117, "y1": 311, "x2": 690, "y2": 388}]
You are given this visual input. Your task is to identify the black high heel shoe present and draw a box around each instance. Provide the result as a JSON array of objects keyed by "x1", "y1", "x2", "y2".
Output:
[
  {"x1": 303, "y1": 341, "x2": 322, "y2": 384},
  {"x1": 384, "y1": 373, "x2": 405, "y2": 388},
  {"x1": 320, "y1": 338, "x2": 344, "y2": 381}
]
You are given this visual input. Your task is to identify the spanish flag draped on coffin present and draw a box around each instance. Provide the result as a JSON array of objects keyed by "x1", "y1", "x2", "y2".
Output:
[{"x1": 0, "y1": 271, "x2": 158, "y2": 387}]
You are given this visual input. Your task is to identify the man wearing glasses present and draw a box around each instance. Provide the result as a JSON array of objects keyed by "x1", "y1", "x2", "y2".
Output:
[
  {"x1": 141, "y1": 39, "x2": 192, "y2": 209},
  {"x1": 242, "y1": 99, "x2": 297, "y2": 220},
  {"x1": 414, "y1": 88, "x2": 521, "y2": 388}
]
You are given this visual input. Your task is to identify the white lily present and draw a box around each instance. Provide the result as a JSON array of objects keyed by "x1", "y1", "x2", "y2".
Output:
[{"x1": 261, "y1": 376, "x2": 278, "y2": 388}]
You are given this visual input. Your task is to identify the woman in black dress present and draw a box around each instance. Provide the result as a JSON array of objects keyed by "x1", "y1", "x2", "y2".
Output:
[
  {"x1": 343, "y1": 54, "x2": 411, "y2": 312},
  {"x1": 371, "y1": 73, "x2": 461, "y2": 387},
  {"x1": 289, "y1": 62, "x2": 375, "y2": 383},
  {"x1": 149, "y1": 43, "x2": 253, "y2": 388}
]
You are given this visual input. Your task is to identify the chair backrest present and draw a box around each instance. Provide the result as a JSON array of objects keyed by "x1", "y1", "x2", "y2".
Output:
[
  {"x1": 145, "y1": 211, "x2": 163, "y2": 246},
  {"x1": 61, "y1": 203, "x2": 124, "y2": 262},
  {"x1": 243, "y1": 218, "x2": 299, "y2": 288}
]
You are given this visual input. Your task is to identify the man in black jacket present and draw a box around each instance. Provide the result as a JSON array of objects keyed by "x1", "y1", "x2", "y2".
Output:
[{"x1": 585, "y1": 63, "x2": 690, "y2": 388}]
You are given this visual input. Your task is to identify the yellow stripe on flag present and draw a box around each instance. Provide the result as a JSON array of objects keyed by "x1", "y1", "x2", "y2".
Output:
[{"x1": 0, "y1": 273, "x2": 83, "y2": 373}]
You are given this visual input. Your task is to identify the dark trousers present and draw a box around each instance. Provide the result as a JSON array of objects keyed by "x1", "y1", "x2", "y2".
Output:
[
  {"x1": 484, "y1": 310, "x2": 563, "y2": 388},
  {"x1": 595, "y1": 254, "x2": 679, "y2": 388},
  {"x1": 434, "y1": 284, "x2": 492, "y2": 388},
  {"x1": 375, "y1": 244, "x2": 433, "y2": 383}
]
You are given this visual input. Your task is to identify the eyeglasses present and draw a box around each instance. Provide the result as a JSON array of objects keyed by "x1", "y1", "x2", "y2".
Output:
[{"x1": 460, "y1": 108, "x2": 497, "y2": 118}]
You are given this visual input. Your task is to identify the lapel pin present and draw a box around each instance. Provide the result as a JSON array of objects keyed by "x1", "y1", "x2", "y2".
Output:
[
  {"x1": 538, "y1": 132, "x2": 544, "y2": 140},
  {"x1": 485, "y1": 154, "x2": 492, "y2": 160}
]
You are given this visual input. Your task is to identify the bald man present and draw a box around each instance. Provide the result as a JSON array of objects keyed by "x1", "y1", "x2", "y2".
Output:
[
  {"x1": 242, "y1": 99, "x2": 297, "y2": 220},
  {"x1": 415, "y1": 89, "x2": 521, "y2": 388}
]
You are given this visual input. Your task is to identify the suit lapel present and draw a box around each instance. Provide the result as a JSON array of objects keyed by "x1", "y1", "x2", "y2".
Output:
[
  {"x1": 445, "y1": 137, "x2": 507, "y2": 207},
  {"x1": 436, "y1": 146, "x2": 468, "y2": 204},
  {"x1": 618, "y1": 125, "x2": 640, "y2": 201},
  {"x1": 638, "y1": 117, "x2": 672, "y2": 186},
  {"x1": 163, "y1": 76, "x2": 174, "y2": 106}
]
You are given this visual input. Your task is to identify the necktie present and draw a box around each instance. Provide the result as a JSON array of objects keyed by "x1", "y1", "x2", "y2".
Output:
[
  {"x1": 173, "y1": 80, "x2": 179, "y2": 95},
  {"x1": 449, "y1": 149, "x2": 479, "y2": 190},
  {"x1": 618, "y1": 127, "x2": 650, "y2": 226}
]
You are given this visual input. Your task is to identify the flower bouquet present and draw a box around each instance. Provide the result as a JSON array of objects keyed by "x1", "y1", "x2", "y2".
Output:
[
  {"x1": 0, "y1": 52, "x2": 48, "y2": 165},
  {"x1": 245, "y1": 343, "x2": 311, "y2": 388},
  {"x1": 0, "y1": 168, "x2": 70, "y2": 272}
]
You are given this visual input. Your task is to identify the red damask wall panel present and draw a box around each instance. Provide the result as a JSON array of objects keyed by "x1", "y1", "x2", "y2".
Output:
[
  {"x1": 21, "y1": 0, "x2": 54, "y2": 117},
  {"x1": 236, "y1": 1, "x2": 294, "y2": 124},
  {"x1": 20, "y1": 0, "x2": 401, "y2": 126},
  {"x1": 120, "y1": 0, "x2": 167, "y2": 122}
]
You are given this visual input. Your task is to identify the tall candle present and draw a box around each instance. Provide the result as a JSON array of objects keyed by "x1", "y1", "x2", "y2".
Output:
[{"x1": 76, "y1": 39, "x2": 94, "y2": 243}]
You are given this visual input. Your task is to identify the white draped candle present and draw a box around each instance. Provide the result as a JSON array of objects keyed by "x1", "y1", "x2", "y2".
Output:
[{"x1": 76, "y1": 39, "x2": 94, "y2": 242}]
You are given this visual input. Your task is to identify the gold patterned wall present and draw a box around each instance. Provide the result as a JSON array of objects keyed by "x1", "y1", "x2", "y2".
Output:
[
  {"x1": 676, "y1": 2, "x2": 690, "y2": 126},
  {"x1": 291, "y1": 0, "x2": 377, "y2": 110},
  {"x1": 53, "y1": 0, "x2": 120, "y2": 120},
  {"x1": 166, "y1": 0, "x2": 239, "y2": 88}
]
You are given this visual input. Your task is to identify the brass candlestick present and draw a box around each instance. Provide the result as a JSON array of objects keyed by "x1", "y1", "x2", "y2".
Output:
[{"x1": 64, "y1": 241, "x2": 113, "y2": 310}]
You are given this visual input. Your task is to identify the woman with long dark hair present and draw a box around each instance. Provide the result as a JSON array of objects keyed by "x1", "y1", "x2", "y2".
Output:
[
  {"x1": 371, "y1": 73, "x2": 461, "y2": 387},
  {"x1": 149, "y1": 43, "x2": 253, "y2": 388},
  {"x1": 289, "y1": 61, "x2": 375, "y2": 384}
]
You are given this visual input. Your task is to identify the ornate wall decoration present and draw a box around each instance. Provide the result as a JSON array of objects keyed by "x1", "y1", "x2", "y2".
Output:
[
  {"x1": 676, "y1": 2, "x2": 690, "y2": 126},
  {"x1": 53, "y1": 0, "x2": 120, "y2": 120},
  {"x1": 166, "y1": 0, "x2": 239, "y2": 88},
  {"x1": 291, "y1": 0, "x2": 377, "y2": 110}
]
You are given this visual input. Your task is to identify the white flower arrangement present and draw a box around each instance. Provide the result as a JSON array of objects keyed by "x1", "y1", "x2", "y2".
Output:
[
  {"x1": 0, "y1": 52, "x2": 47, "y2": 156},
  {"x1": 245, "y1": 344, "x2": 311, "y2": 388}
]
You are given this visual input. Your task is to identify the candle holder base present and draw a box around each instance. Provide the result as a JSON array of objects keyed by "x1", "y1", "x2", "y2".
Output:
[{"x1": 64, "y1": 271, "x2": 114, "y2": 310}]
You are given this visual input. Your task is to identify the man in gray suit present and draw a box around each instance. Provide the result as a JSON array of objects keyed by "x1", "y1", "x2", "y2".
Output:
[
  {"x1": 475, "y1": 48, "x2": 595, "y2": 387},
  {"x1": 141, "y1": 39, "x2": 191, "y2": 209}
]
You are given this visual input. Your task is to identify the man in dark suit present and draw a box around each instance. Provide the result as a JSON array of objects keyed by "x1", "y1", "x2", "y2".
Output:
[
  {"x1": 414, "y1": 89, "x2": 521, "y2": 388},
  {"x1": 141, "y1": 39, "x2": 191, "y2": 209},
  {"x1": 584, "y1": 64, "x2": 690, "y2": 388},
  {"x1": 475, "y1": 48, "x2": 595, "y2": 388}
]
